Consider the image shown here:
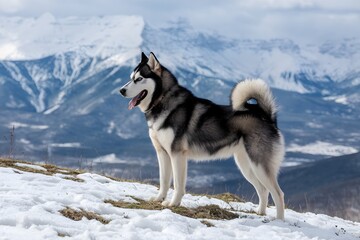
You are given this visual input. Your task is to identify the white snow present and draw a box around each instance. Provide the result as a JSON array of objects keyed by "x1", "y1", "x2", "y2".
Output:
[
  {"x1": 49, "y1": 143, "x2": 81, "y2": 148},
  {"x1": 324, "y1": 95, "x2": 349, "y2": 105},
  {"x1": 9, "y1": 121, "x2": 49, "y2": 130},
  {"x1": 91, "y1": 154, "x2": 128, "y2": 165},
  {"x1": 287, "y1": 141, "x2": 358, "y2": 156},
  {"x1": 0, "y1": 15, "x2": 359, "y2": 96},
  {"x1": 306, "y1": 122, "x2": 323, "y2": 129},
  {"x1": 281, "y1": 161, "x2": 302, "y2": 168},
  {"x1": 0, "y1": 14, "x2": 144, "y2": 60},
  {"x1": 0, "y1": 163, "x2": 359, "y2": 240},
  {"x1": 14, "y1": 162, "x2": 47, "y2": 172}
]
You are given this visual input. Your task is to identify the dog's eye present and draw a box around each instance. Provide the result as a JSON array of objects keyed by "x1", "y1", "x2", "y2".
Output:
[{"x1": 134, "y1": 77, "x2": 143, "y2": 83}]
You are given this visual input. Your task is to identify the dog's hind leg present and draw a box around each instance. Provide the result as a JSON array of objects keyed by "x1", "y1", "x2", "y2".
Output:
[
  {"x1": 162, "y1": 152, "x2": 187, "y2": 207},
  {"x1": 242, "y1": 134, "x2": 285, "y2": 219},
  {"x1": 250, "y1": 163, "x2": 284, "y2": 220},
  {"x1": 234, "y1": 140, "x2": 269, "y2": 215}
]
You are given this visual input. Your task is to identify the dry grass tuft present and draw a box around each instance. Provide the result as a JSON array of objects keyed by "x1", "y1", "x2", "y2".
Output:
[
  {"x1": 0, "y1": 158, "x2": 140, "y2": 184},
  {"x1": 62, "y1": 176, "x2": 85, "y2": 182},
  {"x1": 105, "y1": 197, "x2": 165, "y2": 211},
  {"x1": 174, "y1": 204, "x2": 239, "y2": 220},
  {"x1": 105, "y1": 196, "x2": 239, "y2": 221},
  {"x1": 0, "y1": 158, "x2": 85, "y2": 182},
  {"x1": 59, "y1": 207, "x2": 110, "y2": 224},
  {"x1": 42, "y1": 164, "x2": 84, "y2": 176},
  {"x1": 210, "y1": 192, "x2": 244, "y2": 203},
  {"x1": 0, "y1": 158, "x2": 48, "y2": 175},
  {"x1": 201, "y1": 220, "x2": 215, "y2": 227},
  {"x1": 57, "y1": 232, "x2": 70, "y2": 238}
]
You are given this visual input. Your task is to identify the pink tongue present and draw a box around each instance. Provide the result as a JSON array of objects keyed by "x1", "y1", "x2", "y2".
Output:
[
  {"x1": 128, "y1": 95, "x2": 140, "y2": 110},
  {"x1": 128, "y1": 99, "x2": 137, "y2": 110}
]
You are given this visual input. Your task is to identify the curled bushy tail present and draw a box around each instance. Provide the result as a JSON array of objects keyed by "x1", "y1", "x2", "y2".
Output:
[{"x1": 231, "y1": 79, "x2": 277, "y2": 122}]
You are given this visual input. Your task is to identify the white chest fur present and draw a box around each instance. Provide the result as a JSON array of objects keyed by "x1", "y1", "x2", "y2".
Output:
[
  {"x1": 149, "y1": 128, "x2": 175, "y2": 155},
  {"x1": 148, "y1": 113, "x2": 175, "y2": 154}
]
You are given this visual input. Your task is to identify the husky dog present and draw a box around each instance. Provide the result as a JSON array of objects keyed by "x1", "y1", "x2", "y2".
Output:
[{"x1": 119, "y1": 52, "x2": 285, "y2": 219}]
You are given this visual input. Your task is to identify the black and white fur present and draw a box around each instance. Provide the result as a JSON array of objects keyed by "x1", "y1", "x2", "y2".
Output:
[{"x1": 119, "y1": 52, "x2": 285, "y2": 219}]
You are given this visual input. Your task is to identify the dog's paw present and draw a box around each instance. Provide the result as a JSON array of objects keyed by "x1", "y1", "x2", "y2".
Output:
[
  {"x1": 168, "y1": 201, "x2": 181, "y2": 207},
  {"x1": 149, "y1": 195, "x2": 165, "y2": 202},
  {"x1": 161, "y1": 200, "x2": 180, "y2": 207},
  {"x1": 161, "y1": 200, "x2": 171, "y2": 207},
  {"x1": 257, "y1": 209, "x2": 266, "y2": 216},
  {"x1": 165, "y1": 198, "x2": 181, "y2": 207}
]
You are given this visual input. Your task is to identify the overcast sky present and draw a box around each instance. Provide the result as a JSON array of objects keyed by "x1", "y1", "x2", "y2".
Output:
[{"x1": 0, "y1": 0, "x2": 359, "y2": 43}]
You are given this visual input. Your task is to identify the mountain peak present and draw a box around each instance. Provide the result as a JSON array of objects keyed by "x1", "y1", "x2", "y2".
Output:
[
  {"x1": 0, "y1": 15, "x2": 144, "y2": 60},
  {"x1": 1, "y1": 14, "x2": 360, "y2": 94}
]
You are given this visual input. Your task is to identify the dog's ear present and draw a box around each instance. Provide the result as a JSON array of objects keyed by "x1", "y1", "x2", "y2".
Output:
[
  {"x1": 148, "y1": 52, "x2": 162, "y2": 76},
  {"x1": 141, "y1": 52, "x2": 148, "y2": 63}
]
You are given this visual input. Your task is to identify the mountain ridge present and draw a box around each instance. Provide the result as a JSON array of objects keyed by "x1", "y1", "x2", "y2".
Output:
[
  {"x1": 1, "y1": 14, "x2": 360, "y2": 95},
  {"x1": 0, "y1": 14, "x2": 359, "y2": 178}
]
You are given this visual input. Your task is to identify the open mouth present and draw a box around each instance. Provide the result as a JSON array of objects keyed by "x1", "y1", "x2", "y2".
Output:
[{"x1": 128, "y1": 90, "x2": 148, "y2": 110}]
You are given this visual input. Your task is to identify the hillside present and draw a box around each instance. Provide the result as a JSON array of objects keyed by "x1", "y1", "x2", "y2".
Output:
[
  {"x1": 0, "y1": 158, "x2": 359, "y2": 240},
  {"x1": 281, "y1": 152, "x2": 360, "y2": 221}
]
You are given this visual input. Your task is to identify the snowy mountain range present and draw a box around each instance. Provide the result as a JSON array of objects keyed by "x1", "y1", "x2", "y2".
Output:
[{"x1": 0, "y1": 14, "x2": 359, "y2": 169}]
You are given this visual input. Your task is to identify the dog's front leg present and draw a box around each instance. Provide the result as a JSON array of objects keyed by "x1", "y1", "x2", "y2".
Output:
[
  {"x1": 162, "y1": 153, "x2": 187, "y2": 207},
  {"x1": 150, "y1": 148, "x2": 172, "y2": 202},
  {"x1": 149, "y1": 130, "x2": 172, "y2": 202}
]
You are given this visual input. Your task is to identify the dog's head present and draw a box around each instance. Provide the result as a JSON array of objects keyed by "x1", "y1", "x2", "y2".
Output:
[{"x1": 119, "y1": 52, "x2": 162, "y2": 112}]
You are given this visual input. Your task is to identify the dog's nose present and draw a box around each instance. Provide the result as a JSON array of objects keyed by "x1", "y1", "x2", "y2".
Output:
[{"x1": 119, "y1": 88, "x2": 126, "y2": 96}]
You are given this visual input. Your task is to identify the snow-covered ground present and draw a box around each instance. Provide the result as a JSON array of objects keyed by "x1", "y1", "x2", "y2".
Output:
[{"x1": 0, "y1": 161, "x2": 359, "y2": 240}]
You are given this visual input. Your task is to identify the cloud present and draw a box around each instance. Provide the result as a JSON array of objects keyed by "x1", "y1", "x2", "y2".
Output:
[
  {"x1": 236, "y1": 0, "x2": 315, "y2": 10},
  {"x1": 0, "y1": 0, "x2": 23, "y2": 13},
  {"x1": 1, "y1": 0, "x2": 359, "y2": 43},
  {"x1": 0, "y1": 43, "x2": 24, "y2": 59},
  {"x1": 235, "y1": 0, "x2": 360, "y2": 12}
]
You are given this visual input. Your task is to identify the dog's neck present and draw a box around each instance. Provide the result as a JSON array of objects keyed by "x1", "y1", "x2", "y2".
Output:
[{"x1": 144, "y1": 94, "x2": 164, "y2": 113}]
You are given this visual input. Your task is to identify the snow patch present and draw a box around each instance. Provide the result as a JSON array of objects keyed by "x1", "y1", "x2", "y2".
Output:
[
  {"x1": 306, "y1": 122, "x2": 323, "y2": 129},
  {"x1": 324, "y1": 95, "x2": 349, "y2": 105},
  {"x1": 9, "y1": 122, "x2": 48, "y2": 130},
  {"x1": 281, "y1": 161, "x2": 302, "y2": 167},
  {"x1": 14, "y1": 163, "x2": 47, "y2": 171},
  {"x1": 187, "y1": 173, "x2": 228, "y2": 189},
  {"x1": 43, "y1": 104, "x2": 61, "y2": 115},
  {"x1": 107, "y1": 121, "x2": 116, "y2": 134},
  {"x1": 49, "y1": 143, "x2": 81, "y2": 148},
  {"x1": 287, "y1": 141, "x2": 358, "y2": 156},
  {"x1": 19, "y1": 138, "x2": 30, "y2": 145},
  {"x1": 92, "y1": 154, "x2": 124, "y2": 164}
]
